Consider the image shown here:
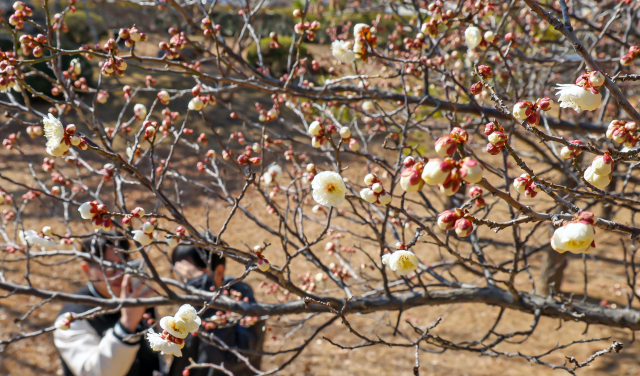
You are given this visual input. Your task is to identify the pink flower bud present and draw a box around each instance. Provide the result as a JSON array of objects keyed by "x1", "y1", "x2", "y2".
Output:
[
  {"x1": 488, "y1": 131, "x2": 507, "y2": 147},
  {"x1": 592, "y1": 154, "x2": 613, "y2": 175},
  {"x1": 237, "y1": 154, "x2": 249, "y2": 165},
  {"x1": 526, "y1": 111, "x2": 540, "y2": 127},
  {"x1": 460, "y1": 157, "x2": 483, "y2": 184},
  {"x1": 434, "y1": 135, "x2": 457, "y2": 157},
  {"x1": 422, "y1": 159, "x2": 452, "y2": 185},
  {"x1": 513, "y1": 101, "x2": 532, "y2": 121},
  {"x1": 536, "y1": 97, "x2": 553, "y2": 111},
  {"x1": 486, "y1": 142, "x2": 502, "y2": 155},
  {"x1": 250, "y1": 157, "x2": 262, "y2": 166},
  {"x1": 475, "y1": 197, "x2": 486, "y2": 208},
  {"x1": 588, "y1": 71, "x2": 605, "y2": 88},
  {"x1": 484, "y1": 122, "x2": 499, "y2": 135},
  {"x1": 349, "y1": 138, "x2": 360, "y2": 151},
  {"x1": 469, "y1": 186, "x2": 483, "y2": 198},
  {"x1": 477, "y1": 65, "x2": 493, "y2": 79},
  {"x1": 454, "y1": 218, "x2": 473, "y2": 237},
  {"x1": 437, "y1": 210, "x2": 459, "y2": 230},
  {"x1": 65, "y1": 124, "x2": 76, "y2": 134},
  {"x1": 132, "y1": 207, "x2": 145, "y2": 218},
  {"x1": 403, "y1": 156, "x2": 415, "y2": 167},
  {"x1": 513, "y1": 174, "x2": 530, "y2": 194},
  {"x1": 450, "y1": 127, "x2": 468, "y2": 143},
  {"x1": 470, "y1": 81, "x2": 483, "y2": 95},
  {"x1": 621, "y1": 53, "x2": 634, "y2": 66}
]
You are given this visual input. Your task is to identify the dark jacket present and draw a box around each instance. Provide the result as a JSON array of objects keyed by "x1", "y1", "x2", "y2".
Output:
[{"x1": 169, "y1": 275, "x2": 265, "y2": 376}]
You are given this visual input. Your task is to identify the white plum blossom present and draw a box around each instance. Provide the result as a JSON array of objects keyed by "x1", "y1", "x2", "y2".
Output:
[
  {"x1": 55, "y1": 318, "x2": 70, "y2": 330},
  {"x1": 555, "y1": 84, "x2": 602, "y2": 112},
  {"x1": 174, "y1": 304, "x2": 202, "y2": 333},
  {"x1": 78, "y1": 202, "x2": 95, "y2": 219},
  {"x1": 308, "y1": 121, "x2": 322, "y2": 136},
  {"x1": 166, "y1": 236, "x2": 178, "y2": 248},
  {"x1": 584, "y1": 166, "x2": 611, "y2": 189},
  {"x1": 134, "y1": 103, "x2": 148, "y2": 120},
  {"x1": 311, "y1": 171, "x2": 347, "y2": 207},
  {"x1": 19, "y1": 230, "x2": 56, "y2": 249},
  {"x1": 133, "y1": 230, "x2": 153, "y2": 245},
  {"x1": 43, "y1": 113, "x2": 69, "y2": 156},
  {"x1": 551, "y1": 222, "x2": 595, "y2": 254},
  {"x1": 382, "y1": 250, "x2": 419, "y2": 276},
  {"x1": 188, "y1": 97, "x2": 203, "y2": 111},
  {"x1": 361, "y1": 101, "x2": 375, "y2": 112},
  {"x1": 133, "y1": 223, "x2": 155, "y2": 246},
  {"x1": 421, "y1": 159, "x2": 451, "y2": 186},
  {"x1": 464, "y1": 26, "x2": 483, "y2": 49},
  {"x1": 262, "y1": 164, "x2": 284, "y2": 185},
  {"x1": 377, "y1": 191, "x2": 392, "y2": 205},
  {"x1": 360, "y1": 188, "x2": 377, "y2": 203},
  {"x1": 146, "y1": 330, "x2": 183, "y2": 356},
  {"x1": 331, "y1": 40, "x2": 356, "y2": 64},
  {"x1": 460, "y1": 158, "x2": 483, "y2": 184}
]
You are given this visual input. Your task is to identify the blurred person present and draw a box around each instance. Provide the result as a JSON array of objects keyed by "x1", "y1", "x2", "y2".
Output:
[
  {"x1": 169, "y1": 245, "x2": 265, "y2": 376},
  {"x1": 54, "y1": 234, "x2": 161, "y2": 376}
]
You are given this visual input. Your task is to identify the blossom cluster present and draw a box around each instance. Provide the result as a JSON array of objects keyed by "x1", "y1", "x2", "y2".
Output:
[
  {"x1": 381, "y1": 242, "x2": 419, "y2": 276},
  {"x1": 606, "y1": 120, "x2": 638, "y2": 148},
  {"x1": 434, "y1": 127, "x2": 468, "y2": 157},
  {"x1": 422, "y1": 156, "x2": 483, "y2": 196},
  {"x1": 512, "y1": 97, "x2": 554, "y2": 126},
  {"x1": 551, "y1": 212, "x2": 596, "y2": 254},
  {"x1": 360, "y1": 173, "x2": 392, "y2": 205},
  {"x1": 513, "y1": 173, "x2": 541, "y2": 198},
  {"x1": 147, "y1": 304, "x2": 202, "y2": 357},
  {"x1": 584, "y1": 154, "x2": 613, "y2": 189},
  {"x1": 437, "y1": 209, "x2": 474, "y2": 237},
  {"x1": 78, "y1": 201, "x2": 114, "y2": 231}
]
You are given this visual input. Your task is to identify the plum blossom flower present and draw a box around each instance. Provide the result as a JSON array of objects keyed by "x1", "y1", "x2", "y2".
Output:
[
  {"x1": 43, "y1": 113, "x2": 64, "y2": 149},
  {"x1": 592, "y1": 154, "x2": 613, "y2": 175},
  {"x1": 134, "y1": 103, "x2": 147, "y2": 120},
  {"x1": 584, "y1": 165, "x2": 611, "y2": 189},
  {"x1": 19, "y1": 230, "x2": 56, "y2": 249},
  {"x1": 437, "y1": 210, "x2": 459, "y2": 230},
  {"x1": 555, "y1": 84, "x2": 602, "y2": 112},
  {"x1": 422, "y1": 159, "x2": 452, "y2": 186},
  {"x1": 133, "y1": 222, "x2": 155, "y2": 246},
  {"x1": 43, "y1": 114, "x2": 69, "y2": 156},
  {"x1": 399, "y1": 161, "x2": 424, "y2": 193},
  {"x1": 146, "y1": 330, "x2": 184, "y2": 356},
  {"x1": 550, "y1": 212, "x2": 595, "y2": 254},
  {"x1": 262, "y1": 164, "x2": 283, "y2": 185},
  {"x1": 174, "y1": 304, "x2": 202, "y2": 333},
  {"x1": 464, "y1": 26, "x2": 482, "y2": 49},
  {"x1": 311, "y1": 171, "x2": 346, "y2": 207},
  {"x1": 78, "y1": 202, "x2": 97, "y2": 219},
  {"x1": 382, "y1": 250, "x2": 419, "y2": 276},
  {"x1": 331, "y1": 40, "x2": 356, "y2": 64},
  {"x1": 188, "y1": 97, "x2": 203, "y2": 111},
  {"x1": 454, "y1": 218, "x2": 473, "y2": 237},
  {"x1": 460, "y1": 157, "x2": 483, "y2": 184},
  {"x1": 55, "y1": 317, "x2": 71, "y2": 330}
]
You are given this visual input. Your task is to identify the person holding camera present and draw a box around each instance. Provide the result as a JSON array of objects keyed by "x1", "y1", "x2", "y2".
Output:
[
  {"x1": 53, "y1": 234, "x2": 162, "y2": 376},
  {"x1": 168, "y1": 245, "x2": 265, "y2": 376}
]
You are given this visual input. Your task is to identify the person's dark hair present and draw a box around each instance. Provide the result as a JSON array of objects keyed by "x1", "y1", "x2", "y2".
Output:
[
  {"x1": 171, "y1": 245, "x2": 225, "y2": 270},
  {"x1": 80, "y1": 232, "x2": 131, "y2": 262}
]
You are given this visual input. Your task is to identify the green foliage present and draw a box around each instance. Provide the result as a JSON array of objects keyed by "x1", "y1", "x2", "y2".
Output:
[{"x1": 246, "y1": 36, "x2": 311, "y2": 76}]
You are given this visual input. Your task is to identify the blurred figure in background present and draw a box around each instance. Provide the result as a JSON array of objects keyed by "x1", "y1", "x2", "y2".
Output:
[
  {"x1": 54, "y1": 234, "x2": 161, "y2": 376},
  {"x1": 169, "y1": 245, "x2": 265, "y2": 376}
]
